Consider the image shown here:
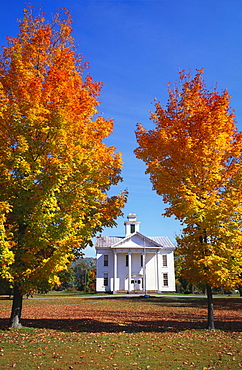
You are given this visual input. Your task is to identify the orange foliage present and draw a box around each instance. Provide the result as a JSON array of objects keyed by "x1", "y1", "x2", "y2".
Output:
[
  {"x1": 135, "y1": 70, "x2": 242, "y2": 289},
  {"x1": 0, "y1": 6, "x2": 127, "y2": 297}
]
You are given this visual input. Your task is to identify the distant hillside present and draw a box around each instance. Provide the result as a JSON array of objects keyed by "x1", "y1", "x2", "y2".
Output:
[{"x1": 83, "y1": 257, "x2": 96, "y2": 269}]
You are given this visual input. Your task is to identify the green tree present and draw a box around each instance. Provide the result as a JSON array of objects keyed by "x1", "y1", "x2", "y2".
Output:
[
  {"x1": 135, "y1": 70, "x2": 242, "y2": 330},
  {"x1": 57, "y1": 263, "x2": 76, "y2": 290},
  {"x1": 74, "y1": 259, "x2": 91, "y2": 292},
  {"x1": 0, "y1": 7, "x2": 127, "y2": 328}
]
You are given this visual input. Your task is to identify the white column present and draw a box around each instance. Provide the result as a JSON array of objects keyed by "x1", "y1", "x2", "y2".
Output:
[
  {"x1": 113, "y1": 250, "x2": 117, "y2": 294},
  {"x1": 156, "y1": 250, "x2": 161, "y2": 293},
  {"x1": 128, "y1": 252, "x2": 131, "y2": 293},
  {"x1": 142, "y1": 251, "x2": 146, "y2": 294}
]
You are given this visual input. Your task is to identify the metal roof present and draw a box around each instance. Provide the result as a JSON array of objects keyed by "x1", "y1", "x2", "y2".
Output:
[
  {"x1": 148, "y1": 236, "x2": 175, "y2": 249},
  {"x1": 95, "y1": 236, "x2": 124, "y2": 248},
  {"x1": 95, "y1": 234, "x2": 175, "y2": 249}
]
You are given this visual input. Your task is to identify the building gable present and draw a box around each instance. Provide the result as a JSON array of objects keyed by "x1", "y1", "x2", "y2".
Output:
[{"x1": 110, "y1": 232, "x2": 175, "y2": 250}]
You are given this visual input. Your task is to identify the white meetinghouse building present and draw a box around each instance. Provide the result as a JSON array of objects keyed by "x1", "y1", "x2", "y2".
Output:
[{"x1": 95, "y1": 213, "x2": 176, "y2": 294}]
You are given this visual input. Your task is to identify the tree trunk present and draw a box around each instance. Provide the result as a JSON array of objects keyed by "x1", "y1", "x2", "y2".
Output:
[
  {"x1": 238, "y1": 287, "x2": 242, "y2": 297},
  {"x1": 206, "y1": 284, "x2": 215, "y2": 330},
  {"x1": 9, "y1": 285, "x2": 23, "y2": 328}
]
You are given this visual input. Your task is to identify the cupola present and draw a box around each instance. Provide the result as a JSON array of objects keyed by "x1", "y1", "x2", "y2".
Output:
[{"x1": 124, "y1": 212, "x2": 140, "y2": 236}]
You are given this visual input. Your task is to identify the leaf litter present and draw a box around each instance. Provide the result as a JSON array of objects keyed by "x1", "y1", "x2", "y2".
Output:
[{"x1": 0, "y1": 296, "x2": 241, "y2": 369}]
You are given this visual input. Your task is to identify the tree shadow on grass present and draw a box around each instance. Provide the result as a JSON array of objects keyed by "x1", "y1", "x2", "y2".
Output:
[
  {"x1": 1, "y1": 296, "x2": 241, "y2": 333},
  {"x1": 0, "y1": 316, "x2": 241, "y2": 333},
  {"x1": 143, "y1": 296, "x2": 242, "y2": 311}
]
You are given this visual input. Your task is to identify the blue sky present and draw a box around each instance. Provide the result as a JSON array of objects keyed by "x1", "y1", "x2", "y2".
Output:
[{"x1": 1, "y1": 1, "x2": 241, "y2": 257}]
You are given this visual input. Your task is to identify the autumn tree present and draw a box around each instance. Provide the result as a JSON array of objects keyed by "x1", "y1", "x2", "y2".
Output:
[
  {"x1": 0, "y1": 7, "x2": 127, "y2": 328},
  {"x1": 135, "y1": 70, "x2": 242, "y2": 330}
]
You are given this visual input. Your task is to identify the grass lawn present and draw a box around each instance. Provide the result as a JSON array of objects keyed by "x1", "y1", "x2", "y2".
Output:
[{"x1": 0, "y1": 295, "x2": 241, "y2": 369}]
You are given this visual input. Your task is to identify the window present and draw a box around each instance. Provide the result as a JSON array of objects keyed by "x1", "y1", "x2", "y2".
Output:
[
  {"x1": 104, "y1": 255, "x2": 108, "y2": 266},
  {"x1": 126, "y1": 255, "x2": 129, "y2": 267},
  {"x1": 141, "y1": 254, "x2": 143, "y2": 267},
  {"x1": 130, "y1": 224, "x2": 135, "y2": 233},
  {"x1": 162, "y1": 254, "x2": 167, "y2": 267},
  {"x1": 163, "y1": 273, "x2": 168, "y2": 286},
  {"x1": 103, "y1": 273, "x2": 108, "y2": 286}
]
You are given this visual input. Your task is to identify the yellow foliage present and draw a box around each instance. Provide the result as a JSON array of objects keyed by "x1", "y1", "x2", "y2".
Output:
[
  {"x1": 135, "y1": 70, "x2": 242, "y2": 289},
  {"x1": 0, "y1": 6, "x2": 127, "y2": 295}
]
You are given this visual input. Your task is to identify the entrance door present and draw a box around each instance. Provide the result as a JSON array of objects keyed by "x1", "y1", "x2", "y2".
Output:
[{"x1": 134, "y1": 279, "x2": 142, "y2": 291}]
